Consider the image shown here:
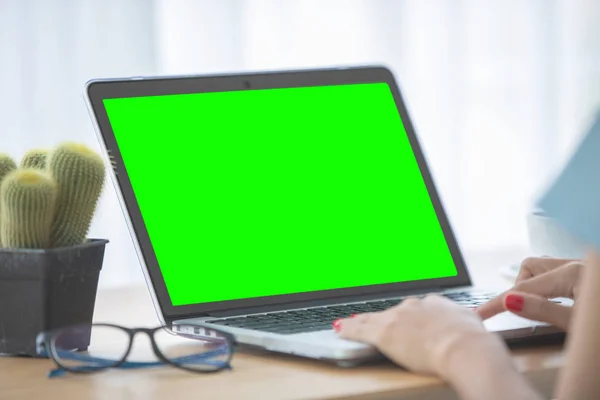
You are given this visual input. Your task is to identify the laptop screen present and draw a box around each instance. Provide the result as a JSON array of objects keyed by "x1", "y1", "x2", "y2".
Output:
[{"x1": 103, "y1": 82, "x2": 458, "y2": 306}]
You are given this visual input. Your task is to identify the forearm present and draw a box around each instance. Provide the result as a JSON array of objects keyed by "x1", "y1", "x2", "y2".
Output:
[
  {"x1": 442, "y1": 335, "x2": 543, "y2": 400},
  {"x1": 555, "y1": 250, "x2": 600, "y2": 398}
]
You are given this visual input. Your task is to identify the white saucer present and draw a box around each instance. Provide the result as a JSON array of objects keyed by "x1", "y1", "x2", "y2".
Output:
[{"x1": 499, "y1": 262, "x2": 521, "y2": 281}]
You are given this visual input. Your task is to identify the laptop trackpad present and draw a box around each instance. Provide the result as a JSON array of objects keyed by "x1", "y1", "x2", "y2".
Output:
[{"x1": 484, "y1": 311, "x2": 537, "y2": 336}]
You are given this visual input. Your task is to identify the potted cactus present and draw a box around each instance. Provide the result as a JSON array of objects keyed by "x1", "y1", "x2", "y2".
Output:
[{"x1": 0, "y1": 143, "x2": 108, "y2": 356}]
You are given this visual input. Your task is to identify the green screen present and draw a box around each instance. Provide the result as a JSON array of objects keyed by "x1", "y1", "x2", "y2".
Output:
[{"x1": 103, "y1": 82, "x2": 457, "y2": 306}]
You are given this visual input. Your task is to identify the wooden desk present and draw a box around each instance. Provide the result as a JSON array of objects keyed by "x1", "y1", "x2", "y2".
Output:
[{"x1": 0, "y1": 248, "x2": 565, "y2": 400}]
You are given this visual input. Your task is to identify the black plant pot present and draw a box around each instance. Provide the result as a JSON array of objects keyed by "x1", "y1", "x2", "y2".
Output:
[{"x1": 0, "y1": 238, "x2": 108, "y2": 356}]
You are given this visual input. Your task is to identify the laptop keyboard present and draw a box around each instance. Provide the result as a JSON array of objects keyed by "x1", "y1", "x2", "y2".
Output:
[{"x1": 204, "y1": 291, "x2": 497, "y2": 335}]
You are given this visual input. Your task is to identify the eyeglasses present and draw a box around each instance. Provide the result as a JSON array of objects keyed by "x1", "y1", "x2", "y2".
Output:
[{"x1": 36, "y1": 323, "x2": 237, "y2": 378}]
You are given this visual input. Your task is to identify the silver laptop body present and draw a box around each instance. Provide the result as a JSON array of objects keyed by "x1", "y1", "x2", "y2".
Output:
[{"x1": 84, "y1": 66, "x2": 567, "y2": 366}]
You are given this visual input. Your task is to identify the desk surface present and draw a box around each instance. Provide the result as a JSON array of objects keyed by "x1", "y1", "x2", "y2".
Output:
[{"x1": 0, "y1": 248, "x2": 564, "y2": 400}]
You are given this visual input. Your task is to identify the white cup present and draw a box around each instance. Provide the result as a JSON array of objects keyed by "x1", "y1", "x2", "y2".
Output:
[{"x1": 526, "y1": 209, "x2": 587, "y2": 259}]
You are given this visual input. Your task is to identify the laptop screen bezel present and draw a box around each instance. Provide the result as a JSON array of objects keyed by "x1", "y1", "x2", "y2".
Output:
[{"x1": 86, "y1": 66, "x2": 472, "y2": 320}]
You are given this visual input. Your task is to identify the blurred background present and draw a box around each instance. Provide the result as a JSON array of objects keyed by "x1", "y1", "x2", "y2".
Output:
[{"x1": 1, "y1": 0, "x2": 599, "y2": 288}]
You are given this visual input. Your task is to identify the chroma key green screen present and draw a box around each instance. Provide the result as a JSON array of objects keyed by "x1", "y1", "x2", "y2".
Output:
[{"x1": 103, "y1": 82, "x2": 458, "y2": 306}]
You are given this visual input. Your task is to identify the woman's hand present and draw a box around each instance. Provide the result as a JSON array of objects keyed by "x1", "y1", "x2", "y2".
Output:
[
  {"x1": 335, "y1": 295, "x2": 505, "y2": 378},
  {"x1": 477, "y1": 257, "x2": 583, "y2": 330},
  {"x1": 335, "y1": 295, "x2": 545, "y2": 400}
]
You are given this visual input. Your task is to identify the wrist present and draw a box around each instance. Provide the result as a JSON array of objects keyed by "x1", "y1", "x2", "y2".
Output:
[
  {"x1": 437, "y1": 334, "x2": 541, "y2": 400},
  {"x1": 437, "y1": 333, "x2": 512, "y2": 383},
  {"x1": 435, "y1": 332, "x2": 503, "y2": 376}
]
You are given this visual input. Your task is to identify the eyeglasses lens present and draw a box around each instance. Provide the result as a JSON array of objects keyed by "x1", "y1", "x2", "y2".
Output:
[
  {"x1": 51, "y1": 324, "x2": 130, "y2": 371},
  {"x1": 153, "y1": 327, "x2": 232, "y2": 371}
]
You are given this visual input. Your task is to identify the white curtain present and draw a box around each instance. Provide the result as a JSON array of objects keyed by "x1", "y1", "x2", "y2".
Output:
[
  {"x1": 0, "y1": 0, "x2": 156, "y2": 287},
  {"x1": 2, "y1": 0, "x2": 600, "y2": 288}
]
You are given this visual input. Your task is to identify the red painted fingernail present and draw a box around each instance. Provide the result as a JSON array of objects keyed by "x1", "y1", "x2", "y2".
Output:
[
  {"x1": 350, "y1": 314, "x2": 357, "y2": 318},
  {"x1": 332, "y1": 319, "x2": 341, "y2": 332},
  {"x1": 505, "y1": 294, "x2": 524, "y2": 312}
]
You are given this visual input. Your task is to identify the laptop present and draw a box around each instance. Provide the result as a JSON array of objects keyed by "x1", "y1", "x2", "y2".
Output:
[{"x1": 84, "y1": 65, "x2": 567, "y2": 366}]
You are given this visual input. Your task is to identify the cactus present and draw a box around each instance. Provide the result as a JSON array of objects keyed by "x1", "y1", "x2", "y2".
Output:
[
  {"x1": 0, "y1": 153, "x2": 18, "y2": 247},
  {"x1": 0, "y1": 153, "x2": 17, "y2": 181},
  {"x1": 48, "y1": 142, "x2": 105, "y2": 247},
  {"x1": 0, "y1": 169, "x2": 57, "y2": 248},
  {"x1": 0, "y1": 143, "x2": 106, "y2": 249},
  {"x1": 20, "y1": 149, "x2": 49, "y2": 170}
]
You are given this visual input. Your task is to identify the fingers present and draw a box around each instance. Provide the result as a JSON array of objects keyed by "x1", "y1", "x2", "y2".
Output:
[
  {"x1": 516, "y1": 262, "x2": 581, "y2": 299},
  {"x1": 477, "y1": 264, "x2": 579, "y2": 320},
  {"x1": 335, "y1": 297, "x2": 423, "y2": 343},
  {"x1": 334, "y1": 312, "x2": 382, "y2": 345},
  {"x1": 503, "y1": 291, "x2": 572, "y2": 330},
  {"x1": 336, "y1": 295, "x2": 454, "y2": 344},
  {"x1": 476, "y1": 295, "x2": 506, "y2": 320},
  {"x1": 516, "y1": 257, "x2": 575, "y2": 283}
]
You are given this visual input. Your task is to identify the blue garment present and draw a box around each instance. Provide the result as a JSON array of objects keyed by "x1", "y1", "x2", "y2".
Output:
[{"x1": 537, "y1": 112, "x2": 600, "y2": 251}]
